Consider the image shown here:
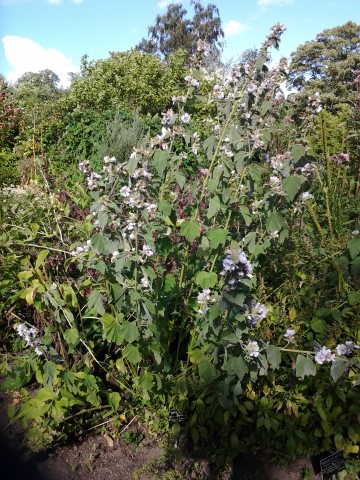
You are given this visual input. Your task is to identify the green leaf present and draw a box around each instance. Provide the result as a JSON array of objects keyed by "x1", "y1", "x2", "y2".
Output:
[
  {"x1": 330, "y1": 309, "x2": 341, "y2": 321},
  {"x1": 348, "y1": 425, "x2": 360, "y2": 443},
  {"x1": 331, "y1": 358, "x2": 347, "y2": 382},
  {"x1": 334, "y1": 433, "x2": 346, "y2": 450},
  {"x1": 126, "y1": 155, "x2": 138, "y2": 175},
  {"x1": 174, "y1": 173, "x2": 186, "y2": 190},
  {"x1": 30, "y1": 222, "x2": 39, "y2": 237},
  {"x1": 223, "y1": 355, "x2": 248, "y2": 381},
  {"x1": 0, "y1": 367, "x2": 32, "y2": 391},
  {"x1": 94, "y1": 260, "x2": 106, "y2": 274},
  {"x1": 63, "y1": 328, "x2": 79, "y2": 345},
  {"x1": 91, "y1": 233, "x2": 106, "y2": 254},
  {"x1": 18, "y1": 270, "x2": 33, "y2": 281},
  {"x1": 291, "y1": 144, "x2": 306, "y2": 162},
  {"x1": 223, "y1": 292, "x2": 245, "y2": 307},
  {"x1": 139, "y1": 370, "x2": 153, "y2": 390},
  {"x1": 203, "y1": 135, "x2": 215, "y2": 160},
  {"x1": 163, "y1": 274, "x2": 176, "y2": 293},
  {"x1": 158, "y1": 199, "x2": 172, "y2": 217},
  {"x1": 123, "y1": 344, "x2": 142, "y2": 364},
  {"x1": 282, "y1": 175, "x2": 306, "y2": 202},
  {"x1": 62, "y1": 284, "x2": 79, "y2": 309},
  {"x1": 348, "y1": 291, "x2": 360, "y2": 305},
  {"x1": 171, "y1": 422, "x2": 181, "y2": 436},
  {"x1": 198, "y1": 360, "x2": 218, "y2": 384},
  {"x1": 180, "y1": 220, "x2": 201, "y2": 243},
  {"x1": 119, "y1": 322, "x2": 139, "y2": 344},
  {"x1": 156, "y1": 237, "x2": 173, "y2": 257},
  {"x1": 262, "y1": 130, "x2": 271, "y2": 149},
  {"x1": 207, "y1": 195, "x2": 221, "y2": 219},
  {"x1": 206, "y1": 227, "x2": 227, "y2": 249},
  {"x1": 188, "y1": 349, "x2": 208, "y2": 364},
  {"x1": 239, "y1": 205, "x2": 252, "y2": 226},
  {"x1": 260, "y1": 100, "x2": 272, "y2": 116},
  {"x1": 108, "y1": 392, "x2": 120, "y2": 411},
  {"x1": 266, "y1": 345, "x2": 282, "y2": 369},
  {"x1": 351, "y1": 257, "x2": 360, "y2": 276},
  {"x1": 310, "y1": 318, "x2": 327, "y2": 333},
  {"x1": 191, "y1": 427, "x2": 199, "y2": 444},
  {"x1": 266, "y1": 212, "x2": 287, "y2": 232},
  {"x1": 316, "y1": 405, "x2": 327, "y2": 421},
  {"x1": 87, "y1": 289, "x2": 105, "y2": 315},
  {"x1": 63, "y1": 371, "x2": 77, "y2": 394},
  {"x1": 35, "y1": 249, "x2": 49, "y2": 269},
  {"x1": 348, "y1": 238, "x2": 360, "y2": 259},
  {"x1": 36, "y1": 387, "x2": 55, "y2": 402},
  {"x1": 101, "y1": 313, "x2": 125, "y2": 345},
  {"x1": 295, "y1": 354, "x2": 316, "y2": 379},
  {"x1": 194, "y1": 271, "x2": 217, "y2": 289},
  {"x1": 242, "y1": 231, "x2": 257, "y2": 250},
  {"x1": 153, "y1": 150, "x2": 168, "y2": 177},
  {"x1": 43, "y1": 361, "x2": 58, "y2": 388}
]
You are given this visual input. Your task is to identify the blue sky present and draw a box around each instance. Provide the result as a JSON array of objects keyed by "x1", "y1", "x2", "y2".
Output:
[{"x1": 0, "y1": 0, "x2": 359, "y2": 86}]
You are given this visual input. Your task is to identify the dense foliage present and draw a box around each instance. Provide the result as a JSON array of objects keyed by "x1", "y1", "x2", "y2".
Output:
[
  {"x1": 0, "y1": 12, "x2": 359, "y2": 475},
  {"x1": 288, "y1": 21, "x2": 360, "y2": 112},
  {"x1": 65, "y1": 50, "x2": 187, "y2": 114},
  {"x1": 136, "y1": 0, "x2": 224, "y2": 63}
]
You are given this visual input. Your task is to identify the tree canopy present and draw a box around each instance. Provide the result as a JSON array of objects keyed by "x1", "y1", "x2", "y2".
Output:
[
  {"x1": 13, "y1": 69, "x2": 62, "y2": 106},
  {"x1": 288, "y1": 21, "x2": 360, "y2": 110},
  {"x1": 135, "y1": 0, "x2": 224, "y2": 63},
  {"x1": 64, "y1": 50, "x2": 186, "y2": 115}
]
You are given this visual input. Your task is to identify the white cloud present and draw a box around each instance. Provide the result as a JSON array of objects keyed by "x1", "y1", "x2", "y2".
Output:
[
  {"x1": 223, "y1": 20, "x2": 249, "y2": 37},
  {"x1": 2, "y1": 36, "x2": 79, "y2": 87},
  {"x1": 257, "y1": 0, "x2": 292, "y2": 5},
  {"x1": 156, "y1": 0, "x2": 171, "y2": 8}
]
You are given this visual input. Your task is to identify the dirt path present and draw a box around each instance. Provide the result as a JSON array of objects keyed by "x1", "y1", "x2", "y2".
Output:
[{"x1": 0, "y1": 392, "x2": 320, "y2": 480}]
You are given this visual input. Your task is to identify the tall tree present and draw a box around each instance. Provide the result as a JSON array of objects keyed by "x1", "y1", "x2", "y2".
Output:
[
  {"x1": 136, "y1": 0, "x2": 224, "y2": 63},
  {"x1": 14, "y1": 69, "x2": 61, "y2": 106},
  {"x1": 287, "y1": 21, "x2": 360, "y2": 111}
]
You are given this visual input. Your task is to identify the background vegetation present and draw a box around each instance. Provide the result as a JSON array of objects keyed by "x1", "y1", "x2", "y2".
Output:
[{"x1": 0, "y1": 1, "x2": 359, "y2": 475}]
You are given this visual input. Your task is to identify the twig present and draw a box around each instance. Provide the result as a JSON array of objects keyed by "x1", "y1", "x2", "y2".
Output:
[{"x1": 119, "y1": 415, "x2": 137, "y2": 435}]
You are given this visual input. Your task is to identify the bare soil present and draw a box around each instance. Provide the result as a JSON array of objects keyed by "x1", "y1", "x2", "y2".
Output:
[{"x1": 0, "y1": 392, "x2": 324, "y2": 480}]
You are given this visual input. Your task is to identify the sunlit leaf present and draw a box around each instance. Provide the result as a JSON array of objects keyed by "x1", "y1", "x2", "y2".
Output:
[
  {"x1": 87, "y1": 289, "x2": 105, "y2": 315},
  {"x1": 282, "y1": 175, "x2": 306, "y2": 201},
  {"x1": 207, "y1": 195, "x2": 221, "y2": 219},
  {"x1": 91, "y1": 233, "x2": 106, "y2": 254},
  {"x1": 266, "y1": 212, "x2": 287, "y2": 232},
  {"x1": 63, "y1": 328, "x2": 79, "y2": 346},
  {"x1": 180, "y1": 220, "x2": 201, "y2": 243},
  {"x1": 108, "y1": 392, "x2": 120, "y2": 410},
  {"x1": 35, "y1": 250, "x2": 49, "y2": 269},
  {"x1": 291, "y1": 144, "x2": 306, "y2": 162},
  {"x1": 153, "y1": 150, "x2": 169, "y2": 177},
  {"x1": 206, "y1": 227, "x2": 227, "y2": 249},
  {"x1": 123, "y1": 344, "x2": 142, "y2": 364},
  {"x1": 194, "y1": 271, "x2": 217, "y2": 288}
]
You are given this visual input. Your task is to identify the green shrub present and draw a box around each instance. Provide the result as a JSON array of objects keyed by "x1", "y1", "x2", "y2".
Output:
[
  {"x1": 0, "y1": 25, "x2": 359, "y2": 464},
  {"x1": 0, "y1": 149, "x2": 20, "y2": 185}
]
